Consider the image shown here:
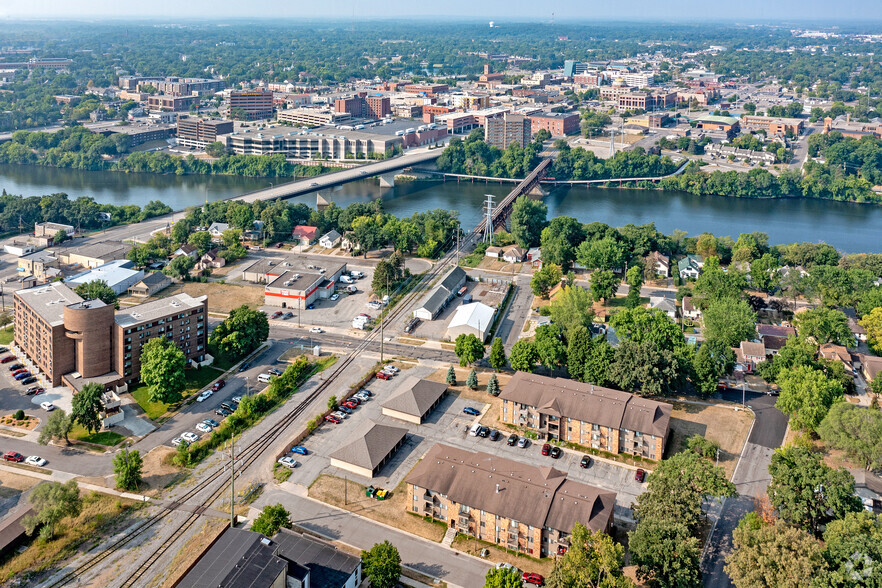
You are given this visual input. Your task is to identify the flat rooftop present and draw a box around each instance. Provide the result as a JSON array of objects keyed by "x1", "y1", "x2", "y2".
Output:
[
  {"x1": 15, "y1": 282, "x2": 83, "y2": 327},
  {"x1": 266, "y1": 270, "x2": 325, "y2": 292},
  {"x1": 114, "y1": 293, "x2": 206, "y2": 328}
]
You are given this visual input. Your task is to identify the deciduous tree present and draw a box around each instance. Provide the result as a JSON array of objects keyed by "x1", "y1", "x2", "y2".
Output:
[
  {"x1": 251, "y1": 504, "x2": 293, "y2": 536},
  {"x1": 692, "y1": 340, "x2": 735, "y2": 397},
  {"x1": 454, "y1": 333, "x2": 484, "y2": 366},
  {"x1": 113, "y1": 447, "x2": 143, "y2": 491},
  {"x1": 509, "y1": 195, "x2": 547, "y2": 249},
  {"x1": 209, "y1": 305, "x2": 270, "y2": 360},
  {"x1": 794, "y1": 307, "x2": 852, "y2": 346},
  {"x1": 702, "y1": 298, "x2": 757, "y2": 347},
  {"x1": 629, "y1": 519, "x2": 701, "y2": 588},
  {"x1": 776, "y1": 365, "x2": 844, "y2": 432},
  {"x1": 488, "y1": 337, "x2": 507, "y2": 372},
  {"x1": 860, "y1": 307, "x2": 882, "y2": 355},
  {"x1": 534, "y1": 323, "x2": 566, "y2": 374},
  {"x1": 509, "y1": 340, "x2": 538, "y2": 373},
  {"x1": 547, "y1": 523, "x2": 634, "y2": 588},
  {"x1": 22, "y1": 481, "x2": 82, "y2": 541},
  {"x1": 590, "y1": 269, "x2": 619, "y2": 304},
  {"x1": 609, "y1": 306, "x2": 685, "y2": 351},
  {"x1": 531, "y1": 263, "x2": 562, "y2": 299},
  {"x1": 540, "y1": 217, "x2": 585, "y2": 270},
  {"x1": 140, "y1": 337, "x2": 186, "y2": 404},
  {"x1": 725, "y1": 517, "x2": 825, "y2": 588},
  {"x1": 484, "y1": 567, "x2": 523, "y2": 588},
  {"x1": 817, "y1": 402, "x2": 882, "y2": 470},
  {"x1": 38, "y1": 409, "x2": 72, "y2": 446},
  {"x1": 71, "y1": 382, "x2": 104, "y2": 435},
  {"x1": 73, "y1": 279, "x2": 118, "y2": 307},
  {"x1": 362, "y1": 541, "x2": 401, "y2": 588},
  {"x1": 548, "y1": 286, "x2": 594, "y2": 337}
]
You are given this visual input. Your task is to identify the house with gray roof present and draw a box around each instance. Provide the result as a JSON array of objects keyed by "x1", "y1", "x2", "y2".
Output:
[
  {"x1": 381, "y1": 377, "x2": 448, "y2": 424},
  {"x1": 329, "y1": 421, "x2": 409, "y2": 478}
]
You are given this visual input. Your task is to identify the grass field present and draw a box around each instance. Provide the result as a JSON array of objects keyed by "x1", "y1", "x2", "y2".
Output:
[
  {"x1": 0, "y1": 327, "x2": 13, "y2": 345},
  {"x1": 132, "y1": 366, "x2": 224, "y2": 421},
  {"x1": 70, "y1": 424, "x2": 125, "y2": 446}
]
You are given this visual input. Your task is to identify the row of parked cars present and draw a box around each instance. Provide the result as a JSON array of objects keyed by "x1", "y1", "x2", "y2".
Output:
[
  {"x1": 1, "y1": 353, "x2": 39, "y2": 387},
  {"x1": 278, "y1": 444, "x2": 309, "y2": 469},
  {"x1": 374, "y1": 365, "x2": 399, "y2": 381},
  {"x1": 171, "y1": 382, "x2": 242, "y2": 446},
  {"x1": 2, "y1": 451, "x2": 46, "y2": 467},
  {"x1": 325, "y1": 388, "x2": 374, "y2": 424}
]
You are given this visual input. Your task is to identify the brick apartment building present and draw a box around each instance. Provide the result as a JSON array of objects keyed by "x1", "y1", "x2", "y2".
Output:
[
  {"x1": 741, "y1": 115, "x2": 804, "y2": 136},
  {"x1": 485, "y1": 113, "x2": 531, "y2": 149},
  {"x1": 365, "y1": 95, "x2": 391, "y2": 119},
  {"x1": 229, "y1": 89, "x2": 274, "y2": 121},
  {"x1": 176, "y1": 118, "x2": 234, "y2": 149},
  {"x1": 147, "y1": 95, "x2": 199, "y2": 112},
  {"x1": 334, "y1": 93, "x2": 391, "y2": 120},
  {"x1": 334, "y1": 96, "x2": 364, "y2": 118},
  {"x1": 617, "y1": 91, "x2": 677, "y2": 111},
  {"x1": 407, "y1": 444, "x2": 616, "y2": 558},
  {"x1": 528, "y1": 112, "x2": 580, "y2": 136},
  {"x1": 14, "y1": 282, "x2": 207, "y2": 389},
  {"x1": 499, "y1": 371, "x2": 672, "y2": 461},
  {"x1": 151, "y1": 77, "x2": 224, "y2": 96}
]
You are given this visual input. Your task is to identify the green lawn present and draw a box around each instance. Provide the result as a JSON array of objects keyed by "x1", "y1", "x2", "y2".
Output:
[
  {"x1": 132, "y1": 366, "x2": 225, "y2": 421},
  {"x1": 0, "y1": 327, "x2": 13, "y2": 345},
  {"x1": 70, "y1": 424, "x2": 125, "y2": 446}
]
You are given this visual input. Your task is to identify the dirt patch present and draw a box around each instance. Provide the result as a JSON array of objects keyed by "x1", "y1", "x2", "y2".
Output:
[
  {"x1": 158, "y1": 281, "x2": 265, "y2": 314},
  {"x1": 396, "y1": 337, "x2": 426, "y2": 346},
  {"x1": 0, "y1": 470, "x2": 40, "y2": 496},
  {"x1": 477, "y1": 258, "x2": 523, "y2": 274},
  {"x1": 452, "y1": 534, "x2": 553, "y2": 577},
  {"x1": 0, "y1": 415, "x2": 39, "y2": 431},
  {"x1": 160, "y1": 518, "x2": 229, "y2": 588},
  {"x1": 666, "y1": 401, "x2": 754, "y2": 480},
  {"x1": 141, "y1": 446, "x2": 187, "y2": 495},
  {"x1": 0, "y1": 429, "x2": 27, "y2": 438},
  {"x1": 308, "y1": 474, "x2": 445, "y2": 543}
]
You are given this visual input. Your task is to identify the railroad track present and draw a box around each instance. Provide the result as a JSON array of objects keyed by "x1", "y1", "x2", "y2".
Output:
[{"x1": 45, "y1": 225, "x2": 475, "y2": 588}]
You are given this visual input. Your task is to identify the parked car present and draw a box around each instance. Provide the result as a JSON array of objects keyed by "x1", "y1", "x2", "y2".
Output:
[
  {"x1": 507, "y1": 434, "x2": 519, "y2": 446},
  {"x1": 353, "y1": 393, "x2": 369, "y2": 403},
  {"x1": 342, "y1": 400, "x2": 358, "y2": 410},
  {"x1": 268, "y1": 368, "x2": 283, "y2": 376},
  {"x1": 171, "y1": 437, "x2": 183, "y2": 446},
  {"x1": 7, "y1": 363, "x2": 23, "y2": 371},
  {"x1": 26, "y1": 386, "x2": 43, "y2": 395},
  {"x1": 238, "y1": 361, "x2": 251, "y2": 372},
  {"x1": 463, "y1": 407, "x2": 480, "y2": 416},
  {"x1": 211, "y1": 380, "x2": 226, "y2": 392},
  {"x1": 3, "y1": 451, "x2": 24, "y2": 463},
  {"x1": 40, "y1": 402, "x2": 55, "y2": 411},
  {"x1": 324, "y1": 414, "x2": 342, "y2": 424},
  {"x1": 522, "y1": 572, "x2": 545, "y2": 586},
  {"x1": 309, "y1": 327, "x2": 323, "y2": 333},
  {"x1": 215, "y1": 408, "x2": 231, "y2": 417},
  {"x1": 489, "y1": 429, "x2": 500, "y2": 442},
  {"x1": 182, "y1": 432, "x2": 199, "y2": 443},
  {"x1": 550, "y1": 446, "x2": 562, "y2": 459},
  {"x1": 220, "y1": 402, "x2": 235, "y2": 412},
  {"x1": 283, "y1": 312, "x2": 294, "y2": 320},
  {"x1": 635, "y1": 468, "x2": 646, "y2": 483},
  {"x1": 291, "y1": 446, "x2": 308, "y2": 456},
  {"x1": 477, "y1": 426, "x2": 490, "y2": 438},
  {"x1": 25, "y1": 456, "x2": 47, "y2": 467},
  {"x1": 11, "y1": 368, "x2": 28, "y2": 376},
  {"x1": 331, "y1": 411, "x2": 348, "y2": 420},
  {"x1": 196, "y1": 423, "x2": 212, "y2": 433},
  {"x1": 384, "y1": 366, "x2": 400, "y2": 374},
  {"x1": 271, "y1": 311, "x2": 283, "y2": 319},
  {"x1": 203, "y1": 419, "x2": 220, "y2": 428},
  {"x1": 0, "y1": 356, "x2": 15, "y2": 363},
  {"x1": 306, "y1": 304, "x2": 315, "y2": 310},
  {"x1": 375, "y1": 371, "x2": 391, "y2": 380},
  {"x1": 196, "y1": 390, "x2": 213, "y2": 402},
  {"x1": 541, "y1": 443, "x2": 551, "y2": 456},
  {"x1": 13, "y1": 372, "x2": 31, "y2": 381},
  {"x1": 404, "y1": 317, "x2": 421, "y2": 334},
  {"x1": 337, "y1": 406, "x2": 352, "y2": 415},
  {"x1": 517, "y1": 437, "x2": 529, "y2": 448},
  {"x1": 232, "y1": 396, "x2": 243, "y2": 403},
  {"x1": 580, "y1": 455, "x2": 591, "y2": 468},
  {"x1": 278, "y1": 456, "x2": 299, "y2": 468},
  {"x1": 360, "y1": 389, "x2": 373, "y2": 397},
  {"x1": 21, "y1": 377, "x2": 37, "y2": 385},
  {"x1": 330, "y1": 294, "x2": 340, "y2": 301}
]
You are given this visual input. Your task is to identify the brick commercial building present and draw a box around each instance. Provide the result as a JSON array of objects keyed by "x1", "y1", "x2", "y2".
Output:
[
  {"x1": 407, "y1": 444, "x2": 616, "y2": 558},
  {"x1": 528, "y1": 112, "x2": 580, "y2": 136},
  {"x1": 403, "y1": 83, "x2": 449, "y2": 96},
  {"x1": 694, "y1": 115, "x2": 741, "y2": 133},
  {"x1": 617, "y1": 91, "x2": 677, "y2": 111},
  {"x1": 13, "y1": 282, "x2": 207, "y2": 389},
  {"x1": 485, "y1": 113, "x2": 531, "y2": 149},
  {"x1": 229, "y1": 89, "x2": 274, "y2": 121},
  {"x1": 499, "y1": 371, "x2": 672, "y2": 461},
  {"x1": 176, "y1": 118, "x2": 234, "y2": 149},
  {"x1": 365, "y1": 95, "x2": 391, "y2": 119},
  {"x1": 263, "y1": 263, "x2": 347, "y2": 308},
  {"x1": 334, "y1": 96, "x2": 364, "y2": 118},
  {"x1": 151, "y1": 77, "x2": 224, "y2": 96},
  {"x1": 741, "y1": 115, "x2": 804, "y2": 136},
  {"x1": 334, "y1": 94, "x2": 391, "y2": 120},
  {"x1": 147, "y1": 95, "x2": 198, "y2": 112}
]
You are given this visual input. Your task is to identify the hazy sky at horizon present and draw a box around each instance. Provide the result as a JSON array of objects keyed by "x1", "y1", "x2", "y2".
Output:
[{"x1": 0, "y1": 0, "x2": 874, "y2": 22}]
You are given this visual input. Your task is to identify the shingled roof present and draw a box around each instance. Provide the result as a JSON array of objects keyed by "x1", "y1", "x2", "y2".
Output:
[
  {"x1": 381, "y1": 377, "x2": 447, "y2": 419},
  {"x1": 328, "y1": 422, "x2": 408, "y2": 471}
]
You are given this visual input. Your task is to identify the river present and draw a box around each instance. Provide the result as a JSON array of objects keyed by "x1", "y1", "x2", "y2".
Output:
[{"x1": 2, "y1": 165, "x2": 881, "y2": 253}]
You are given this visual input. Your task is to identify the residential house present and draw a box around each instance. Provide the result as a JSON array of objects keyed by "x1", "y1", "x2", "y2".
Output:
[
  {"x1": 527, "y1": 247, "x2": 542, "y2": 268},
  {"x1": 196, "y1": 249, "x2": 226, "y2": 270},
  {"x1": 645, "y1": 251, "x2": 670, "y2": 277},
  {"x1": 649, "y1": 296, "x2": 677, "y2": 320},
  {"x1": 291, "y1": 225, "x2": 318, "y2": 246},
  {"x1": 677, "y1": 254, "x2": 704, "y2": 279},
  {"x1": 319, "y1": 229, "x2": 342, "y2": 249},
  {"x1": 499, "y1": 371, "x2": 672, "y2": 460},
  {"x1": 819, "y1": 343, "x2": 855, "y2": 376},
  {"x1": 734, "y1": 341, "x2": 766, "y2": 372},
  {"x1": 207, "y1": 222, "x2": 229, "y2": 240},
  {"x1": 406, "y1": 443, "x2": 616, "y2": 558},
  {"x1": 681, "y1": 296, "x2": 701, "y2": 320},
  {"x1": 842, "y1": 308, "x2": 867, "y2": 343},
  {"x1": 485, "y1": 245, "x2": 525, "y2": 263},
  {"x1": 757, "y1": 324, "x2": 796, "y2": 355},
  {"x1": 171, "y1": 243, "x2": 199, "y2": 259},
  {"x1": 851, "y1": 469, "x2": 882, "y2": 514},
  {"x1": 127, "y1": 272, "x2": 172, "y2": 297},
  {"x1": 857, "y1": 353, "x2": 882, "y2": 387}
]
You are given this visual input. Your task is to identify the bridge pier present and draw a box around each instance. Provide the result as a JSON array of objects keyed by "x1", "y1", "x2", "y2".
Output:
[{"x1": 377, "y1": 172, "x2": 397, "y2": 188}]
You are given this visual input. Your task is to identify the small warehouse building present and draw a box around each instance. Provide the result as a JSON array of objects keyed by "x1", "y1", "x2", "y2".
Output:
[
  {"x1": 412, "y1": 266, "x2": 467, "y2": 320},
  {"x1": 329, "y1": 421, "x2": 408, "y2": 479},
  {"x1": 66, "y1": 259, "x2": 145, "y2": 295},
  {"x1": 263, "y1": 263, "x2": 346, "y2": 308},
  {"x1": 381, "y1": 377, "x2": 448, "y2": 424},
  {"x1": 447, "y1": 301, "x2": 497, "y2": 342}
]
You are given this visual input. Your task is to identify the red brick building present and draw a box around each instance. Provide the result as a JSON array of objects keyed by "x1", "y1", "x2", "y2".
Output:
[{"x1": 528, "y1": 112, "x2": 580, "y2": 136}]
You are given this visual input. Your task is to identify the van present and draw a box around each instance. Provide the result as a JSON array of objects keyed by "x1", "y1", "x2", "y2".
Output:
[
  {"x1": 469, "y1": 423, "x2": 482, "y2": 436},
  {"x1": 456, "y1": 286, "x2": 468, "y2": 297},
  {"x1": 257, "y1": 373, "x2": 273, "y2": 384},
  {"x1": 345, "y1": 285, "x2": 358, "y2": 294},
  {"x1": 463, "y1": 294, "x2": 473, "y2": 304},
  {"x1": 339, "y1": 275, "x2": 353, "y2": 284}
]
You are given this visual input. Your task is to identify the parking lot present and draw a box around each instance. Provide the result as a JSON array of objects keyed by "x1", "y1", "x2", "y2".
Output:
[
  {"x1": 278, "y1": 363, "x2": 646, "y2": 516},
  {"x1": 407, "y1": 279, "x2": 510, "y2": 341}
]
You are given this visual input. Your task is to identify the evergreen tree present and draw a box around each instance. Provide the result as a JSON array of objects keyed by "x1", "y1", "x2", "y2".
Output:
[
  {"x1": 487, "y1": 374, "x2": 500, "y2": 396},
  {"x1": 467, "y1": 369, "x2": 479, "y2": 390},
  {"x1": 488, "y1": 337, "x2": 507, "y2": 371},
  {"x1": 446, "y1": 365, "x2": 457, "y2": 385}
]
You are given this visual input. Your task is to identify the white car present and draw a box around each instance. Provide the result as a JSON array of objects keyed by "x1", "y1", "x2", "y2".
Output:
[
  {"x1": 331, "y1": 411, "x2": 348, "y2": 420},
  {"x1": 196, "y1": 423, "x2": 212, "y2": 433},
  {"x1": 384, "y1": 365, "x2": 400, "y2": 374},
  {"x1": 309, "y1": 327, "x2": 323, "y2": 333},
  {"x1": 232, "y1": 396, "x2": 243, "y2": 403},
  {"x1": 182, "y1": 432, "x2": 199, "y2": 443},
  {"x1": 330, "y1": 294, "x2": 340, "y2": 301},
  {"x1": 277, "y1": 456, "x2": 299, "y2": 468},
  {"x1": 171, "y1": 437, "x2": 183, "y2": 446},
  {"x1": 40, "y1": 402, "x2": 55, "y2": 411},
  {"x1": 25, "y1": 456, "x2": 47, "y2": 467},
  {"x1": 196, "y1": 390, "x2": 213, "y2": 402}
]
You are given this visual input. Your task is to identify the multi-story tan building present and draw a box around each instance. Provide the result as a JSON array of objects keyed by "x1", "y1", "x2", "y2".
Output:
[
  {"x1": 147, "y1": 95, "x2": 198, "y2": 112},
  {"x1": 741, "y1": 115, "x2": 804, "y2": 136},
  {"x1": 407, "y1": 444, "x2": 616, "y2": 558},
  {"x1": 229, "y1": 89, "x2": 274, "y2": 121},
  {"x1": 499, "y1": 372, "x2": 671, "y2": 461},
  {"x1": 617, "y1": 91, "x2": 677, "y2": 111},
  {"x1": 276, "y1": 108, "x2": 351, "y2": 127},
  {"x1": 485, "y1": 113, "x2": 531, "y2": 149},
  {"x1": 13, "y1": 282, "x2": 207, "y2": 389},
  {"x1": 176, "y1": 118, "x2": 234, "y2": 149}
]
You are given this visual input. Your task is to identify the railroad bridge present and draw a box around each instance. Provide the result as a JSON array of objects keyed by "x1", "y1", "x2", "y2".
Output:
[{"x1": 473, "y1": 158, "x2": 552, "y2": 237}]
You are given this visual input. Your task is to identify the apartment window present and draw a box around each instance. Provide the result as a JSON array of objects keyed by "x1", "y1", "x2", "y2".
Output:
[{"x1": 460, "y1": 505, "x2": 470, "y2": 514}]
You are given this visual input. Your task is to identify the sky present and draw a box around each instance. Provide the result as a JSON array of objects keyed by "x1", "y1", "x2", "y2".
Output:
[{"x1": 0, "y1": 0, "x2": 874, "y2": 22}]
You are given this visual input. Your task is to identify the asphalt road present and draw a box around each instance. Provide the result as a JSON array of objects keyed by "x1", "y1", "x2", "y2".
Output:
[{"x1": 701, "y1": 391, "x2": 788, "y2": 588}]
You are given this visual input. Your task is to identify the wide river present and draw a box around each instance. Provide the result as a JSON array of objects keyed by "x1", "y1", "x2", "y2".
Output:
[{"x1": 2, "y1": 164, "x2": 881, "y2": 253}]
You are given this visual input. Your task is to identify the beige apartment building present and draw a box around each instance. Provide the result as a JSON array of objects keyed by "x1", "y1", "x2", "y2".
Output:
[
  {"x1": 499, "y1": 371, "x2": 671, "y2": 461},
  {"x1": 407, "y1": 444, "x2": 616, "y2": 558}
]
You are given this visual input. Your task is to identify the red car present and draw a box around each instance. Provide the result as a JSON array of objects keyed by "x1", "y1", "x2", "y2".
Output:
[
  {"x1": 635, "y1": 468, "x2": 646, "y2": 483},
  {"x1": 541, "y1": 443, "x2": 551, "y2": 456},
  {"x1": 522, "y1": 572, "x2": 544, "y2": 586},
  {"x1": 375, "y1": 371, "x2": 391, "y2": 380},
  {"x1": 324, "y1": 414, "x2": 342, "y2": 424},
  {"x1": 342, "y1": 400, "x2": 358, "y2": 410},
  {"x1": 0, "y1": 355, "x2": 14, "y2": 363},
  {"x1": 211, "y1": 380, "x2": 226, "y2": 392},
  {"x1": 3, "y1": 451, "x2": 24, "y2": 463},
  {"x1": 11, "y1": 368, "x2": 27, "y2": 376}
]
